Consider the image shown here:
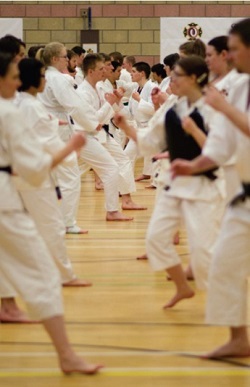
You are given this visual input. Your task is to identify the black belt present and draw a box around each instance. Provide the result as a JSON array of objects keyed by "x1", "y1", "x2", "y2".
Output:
[
  {"x1": 230, "y1": 183, "x2": 250, "y2": 206},
  {"x1": 102, "y1": 124, "x2": 114, "y2": 138},
  {"x1": 0, "y1": 166, "x2": 12, "y2": 174}
]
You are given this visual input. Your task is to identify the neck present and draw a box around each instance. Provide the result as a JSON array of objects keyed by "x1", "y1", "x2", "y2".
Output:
[
  {"x1": 186, "y1": 88, "x2": 202, "y2": 105},
  {"x1": 212, "y1": 66, "x2": 231, "y2": 84},
  {"x1": 138, "y1": 78, "x2": 147, "y2": 88},
  {"x1": 26, "y1": 88, "x2": 37, "y2": 97},
  {"x1": 86, "y1": 76, "x2": 97, "y2": 89}
]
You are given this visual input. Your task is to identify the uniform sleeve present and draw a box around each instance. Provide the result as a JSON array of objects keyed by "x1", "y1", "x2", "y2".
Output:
[
  {"x1": 50, "y1": 76, "x2": 99, "y2": 133},
  {"x1": 6, "y1": 110, "x2": 52, "y2": 186},
  {"x1": 202, "y1": 111, "x2": 237, "y2": 166},
  {"x1": 137, "y1": 105, "x2": 167, "y2": 156}
]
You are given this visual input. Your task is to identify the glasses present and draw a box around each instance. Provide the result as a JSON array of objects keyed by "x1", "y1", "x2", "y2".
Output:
[{"x1": 58, "y1": 55, "x2": 68, "y2": 59}]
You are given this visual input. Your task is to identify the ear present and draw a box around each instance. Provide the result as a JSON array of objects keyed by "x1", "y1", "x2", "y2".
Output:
[
  {"x1": 190, "y1": 74, "x2": 197, "y2": 84},
  {"x1": 51, "y1": 56, "x2": 58, "y2": 64},
  {"x1": 220, "y1": 49, "x2": 229, "y2": 61}
]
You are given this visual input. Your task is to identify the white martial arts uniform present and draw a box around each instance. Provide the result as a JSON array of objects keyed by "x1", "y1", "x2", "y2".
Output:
[
  {"x1": 76, "y1": 79, "x2": 136, "y2": 211},
  {"x1": 212, "y1": 69, "x2": 243, "y2": 203},
  {"x1": 136, "y1": 94, "x2": 178, "y2": 191},
  {"x1": 75, "y1": 66, "x2": 84, "y2": 86},
  {"x1": 125, "y1": 79, "x2": 156, "y2": 176},
  {"x1": 204, "y1": 75, "x2": 250, "y2": 326},
  {"x1": 159, "y1": 77, "x2": 171, "y2": 92},
  {"x1": 145, "y1": 97, "x2": 225, "y2": 290},
  {"x1": 15, "y1": 92, "x2": 76, "y2": 283},
  {"x1": 38, "y1": 66, "x2": 98, "y2": 227},
  {"x1": 0, "y1": 98, "x2": 63, "y2": 320}
]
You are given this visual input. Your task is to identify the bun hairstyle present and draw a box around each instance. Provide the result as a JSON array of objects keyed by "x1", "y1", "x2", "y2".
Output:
[
  {"x1": 179, "y1": 39, "x2": 206, "y2": 58},
  {"x1": 163, "y1": 53, "x2": 180, "y2": 70},
  {"x1": 176, "y1": 55, "x2": 209, "y2": 88},
  {"x1": 208, "y1": 35, "x2": 229, "y2": 54}
]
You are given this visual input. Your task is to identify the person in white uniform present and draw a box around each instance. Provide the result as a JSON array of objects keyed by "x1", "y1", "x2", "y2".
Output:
[
  {"x1": 115, "y1": 56, "x2": 225, "y2": 309},
  {"x1": 124, "y1": 62, "x2": 156, "y2": 181},
  {"x1": 38, "y1": 42, "x2": 99, "y2": 234},
  {"x1": 205, "y1": 35, "x2": 242, "y2": 203},
  {"x1": 0, "y1": 52, "x2": 102, "y2": 374},
  {"x1": 76, "y1": 53, "x2": 146, "y2": 219},
  {"x1": 151, "y1": 63, "x2": 168, "y2": 91},
  {"x1": 171, "y1": 18, "x2": 250, "y2": 359},
  {"x1": 71, "y1": 46, "x2": 85, "y2": 86},
  {"x1": 15, "y1": 58, "x2": 91, "y2": 287}
]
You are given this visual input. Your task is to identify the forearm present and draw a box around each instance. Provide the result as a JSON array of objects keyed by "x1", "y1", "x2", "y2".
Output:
[
  {"x1": 191, "y1": 155, "x2": 218, "y2": 174},
  {"x1": 219, "y1": 102, "x2": 250, "y2": 137},
  {"x1": 189, "y1": 126, "x2": 207, "y2": 148},
  {"x1": 51, "y1": 142, "x2": 76, "y2": 168},
  {"x1": 124, "y1": 123, "x2": 138, "y2": 143}
]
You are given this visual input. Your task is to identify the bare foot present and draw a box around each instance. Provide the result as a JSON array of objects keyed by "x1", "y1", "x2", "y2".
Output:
[
  {"x1": 135, "y1": 174, "x2": 151, "y2": 182},
  {"x1": 106, "y1": 211, "x2": 133, "y2": 221},
  {"x1": 201, "y1": 341, "x2": 250, "y2": 359},
  {"x1": 167, "y1": 274, "x2": 194, "y2": 281},
  {"x1": 63, "y1": 278, "x2": 92, "y2": 287},
  {"x1": 185, "y1": 263, "x2": 194, "y2": 280},
  {"x1": 61, "y1": 354, "x2": 104, "y2": 375},
  {"x1": 122, "y1": 201, "x2": 147, "y2": 210},
  {"x1": 163, "y1": 288, "x2": 195, "y2": 308},
  {"x1": 0, "y1": 309, "x2": 39, "y2": 323},
  {"x1": 136, "y1": 253, "x2": 148, "y2": 260},
  {"x1": 145, "y1": 184, "x2": 156, "y2": 189},
  {"x1": 95, "y1": 181, "x2": 104, "y2": 190},
  {"x1": 173, "y1": 232, "x2": 179, "y2": 245},
  {"x1": 66, "y1": 225, "x2": 88, "y2": 234}
]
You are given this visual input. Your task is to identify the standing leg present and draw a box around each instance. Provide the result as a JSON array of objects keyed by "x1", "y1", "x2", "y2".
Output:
[
  {"x1": 204, "y1": 206, "x2": 250, "y2": 358},
  {"x1": 19, "y1": 189, "x2": 91, "y2": 287},
  {"x1": 80, "y1": 136, "x2": 133, "y2": 221},
  {"x1": 55, "y1": 152, "x2": 82, "y2": 230},
  {"x1": 104, "y1": 137, "x2": 147, "y2": 210},
  {"x1": 146, "y1": 191, "x2": 194, "y2": 308},
  {"x1": 182, "y1": 193, "x2": 223, "y2": 291},
  {"x1": 0, "y1": 211, "x2": 102, "y2": 373}
]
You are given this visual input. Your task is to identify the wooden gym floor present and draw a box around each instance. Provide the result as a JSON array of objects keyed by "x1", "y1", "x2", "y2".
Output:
[{"x1": 1, "y1": 163, "x2": 250, "y2": 386}]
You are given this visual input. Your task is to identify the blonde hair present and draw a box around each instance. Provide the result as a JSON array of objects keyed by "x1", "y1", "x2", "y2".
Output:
[
  {"x1": 42, "y1": 42, "x2": 65, "y2": 66},
  {"x1": 35, "y1": 47, "x2": 45, "y2": 65}
]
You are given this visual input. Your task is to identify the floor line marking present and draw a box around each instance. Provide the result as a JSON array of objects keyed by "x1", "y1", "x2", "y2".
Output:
[{"x1": 0, "y1": 367, "x2": 250, "y2": 378}]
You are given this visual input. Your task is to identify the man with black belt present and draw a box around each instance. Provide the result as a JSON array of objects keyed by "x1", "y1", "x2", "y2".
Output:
[{"x1": 76, "y1": 53, "x2": 146, "y2": 220}]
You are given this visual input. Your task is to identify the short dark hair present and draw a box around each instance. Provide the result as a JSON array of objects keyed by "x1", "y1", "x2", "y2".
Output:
[
  {"x1": 0, "y1": 52, "x2": 15, "y2": 77},
  {"x1": 109, "y1": 51, "x2": 123, "y2": 65},
  {"x1": 67, "y1": 49, "x2": 77, "y2": 60},
  {"x1": 176, "y1": 55, "x2": 209, "y2": 88},
  {"x1": 124, "y1": 55, "x2": 136, "y2": 66},
  {"x1": 82, "y1": 53, "x2": 103, "y2": 76},
  {"x1": 151, "y1": 63, "x2": 166, "y2": 79},
  {"x1": 71, "y1": 46, "x2": 86, "y2": 56},
  {"x1": 111, "y1": 61, "x2": 121, "y2": 72},
  {"x1": 98, "y1": 52, "x2": 111, "y2": 62},
  {"x1": 230, "y1": 18, "x2": 250, "y2": 47},
  {"x1": 18, "y1": 58, "x2": 44, "y2": 91},
  {"x1": 163, "y1": 53, "x2": 180, "y2": 70},
  {"x1": 133, "y1": 62, "x2": 151, "y2": 79},
  {"x1": 208, "y1": 36, "x2": 229, "y2": 54},
  {"x1": 0, "y1": 35, "x2": 21, "y2": 58}
]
